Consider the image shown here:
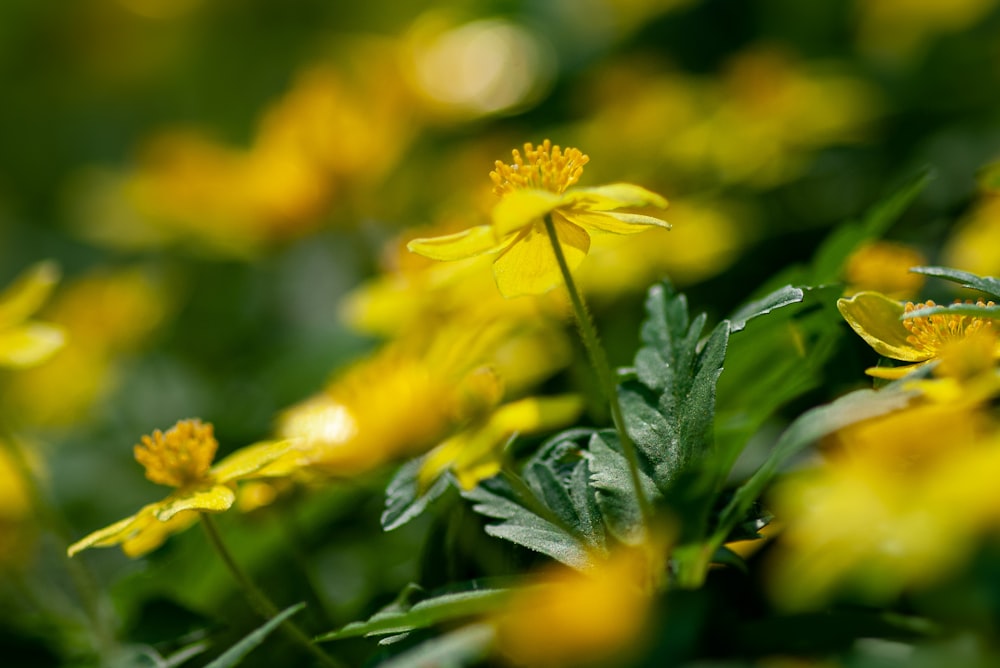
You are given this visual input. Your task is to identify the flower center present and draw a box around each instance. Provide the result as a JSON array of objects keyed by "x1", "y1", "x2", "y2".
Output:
[
  {"x1": 134, "y1": 419, "x2": 218, "y2": 487},
  {"x1": 490, "y1": 140, "x2": 589, "y2": 197},
  {"x1": 902, "y1": 300, "x2": 996, "y2": 356}
]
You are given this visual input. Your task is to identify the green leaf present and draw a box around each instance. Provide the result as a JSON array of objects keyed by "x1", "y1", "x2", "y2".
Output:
[
  {"x1": 909, "y1": 266, "x2": 1000, "y2": 301},
  {"x1": 317, "y1": 589, "x2": 511, "y2": 641},
  {"x1": 729, "y1": 285, "x2": 805, "y2": 333},
  {"x1": 382, "y1": 456, "x2": 454, "y2": 531},
  {"x1": 587, "y1": 430, "x2": 660, "y2": 544},
  {"x1": 462, "y1": 477, "x2": 592, "y2": 569},
  {"x1": 903, "y1": 302, "x2": 1000, "y2": 319},
  {"x1": 713, "y1": 382, "x2": 917, "y2": 547},
  {"x1": 809, "y1": 169, "x2": 931, "y2": 285},
  {"x1": 375, "y1": 623, "x2": 495, "y2": 668},
  {"x1": 716, "y1": 286, "x2": 844, "y2": 478},
  {"x1": 204, "y1": 602, "x2": 305, "y2": 668},
  {"x1": 626, "y1": 281, "x2": 730, "y2": 493}
]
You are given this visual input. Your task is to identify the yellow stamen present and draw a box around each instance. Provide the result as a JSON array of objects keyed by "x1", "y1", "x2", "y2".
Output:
[
  {"x1": 134, "y1": 419, "x2": 218, "y2": 488},
  {"x1": 490, "y1": 139, "x2": 590, "y2": 197},
  {"x1": 902, "y1": 300, "x2": 996, "y2": 356}
]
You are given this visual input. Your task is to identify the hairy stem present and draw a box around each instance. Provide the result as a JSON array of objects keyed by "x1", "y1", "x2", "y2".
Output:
[
  {"x1": 542, "y1": 214, "x2": 653, "y2": 531},
  {"x1": 200, "y1": 514, "x2": 344, "y2": 668}
]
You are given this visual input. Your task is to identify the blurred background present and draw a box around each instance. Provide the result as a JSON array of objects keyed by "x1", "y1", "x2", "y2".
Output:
[{"x1": 3, "y1": 0, "x2": 1000, "y2": 665}]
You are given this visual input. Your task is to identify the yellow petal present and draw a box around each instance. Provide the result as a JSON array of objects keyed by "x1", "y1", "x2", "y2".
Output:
[
  {"x1": 493, "y1": 189, "x2": 563, "y2": 237},
  {"x1": 561, "y1": 209, "x2": 671, "y2": 235},
  {"x1": 407, "y1": 225, "x2": 503, "y2": 261},
  {"x1": 493, "y1": 220, "x2": 590, "y2": 298},
  {"x1": 155, "y1": 484, "x2": 235, "y2": 521},
  {"x1": 210, "y1": 439, "x2": 297, "y2": 482},
  {"x1": 0, "y1": 261, "x2": 60, "y2": 329},
  {"x1": 487, "y1": 395, "x2": 585, "y2": 434},
  {"x1": 0, "y1": 323, "x2": 65, "y2": 367},
  {"x1": 865, "y1": 360, "x2": 933, "y2": 379},
  {"x1": 418, "y1": 434, "x2": 467, "y2": 491},
  {"x1": 837, "y1": 292, "x2": 930, "y2": 362},
  {"x1": 68, "y1": 508, "x2": 150, "y2": 557},
  {"x1": 122, "y1": 510, "x2": 198, "y2": 558},
  {"x1": 562, "y1": 183, "x2": 668, "y2": 211}
]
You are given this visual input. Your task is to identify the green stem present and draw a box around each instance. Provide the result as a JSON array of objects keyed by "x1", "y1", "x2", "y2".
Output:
[
  {"x1": 199, "y1": 514, "x2": 344, "y2": 668},
  {"x1": 542, "y1": 214, "x2": 653, "y2": 530},
  {"x1": 0, "y1": 432, "x2": 116, "y2": 656}
]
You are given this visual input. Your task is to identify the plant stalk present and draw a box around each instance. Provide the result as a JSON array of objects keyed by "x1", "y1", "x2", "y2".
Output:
[
  {"x1": 542, "y1": 214, "x2": 654, "y2": 531},
  {"x1": 199, "y1": 514, "x2": 344, "y2": 668}
]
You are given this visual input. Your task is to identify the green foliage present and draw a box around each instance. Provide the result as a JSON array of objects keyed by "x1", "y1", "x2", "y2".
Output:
[
  {"x1": 711, "y1": 378, "x2": 918, "y2": 549},
  {"x1": 205, "y1": 603, "x2": 305, "y2": 668},
  {"x1": 909, "y1": 267, "x2": 1000, "y2": 302},
  {"x1": 317, "y1": 588, "x2": 509, "y2": 641}
]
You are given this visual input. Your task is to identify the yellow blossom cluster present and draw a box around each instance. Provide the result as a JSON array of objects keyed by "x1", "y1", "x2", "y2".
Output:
[{"x1": 770, "y1": 290, "x2": 1000, "y2": 607}]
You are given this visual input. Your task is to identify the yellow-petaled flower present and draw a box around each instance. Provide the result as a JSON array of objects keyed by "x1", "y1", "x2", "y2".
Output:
[
  {"x1": 418, "y1": 394, "x2": 584, "y2": 491},
  {"x1": 837, "y1": 291, "x2": 1000, "y2": 379},
  {"x1": 0, "y1": 262, "x2": 65, "y2": 369},
  {"x1": 68, "y1": 419, "x2": 292, "y2": 558},
  {"x1": 768, "y1": 402, "x2": 1000, "y2": 608},
  {"x1": 490, "y1": 545, "x2": 656, "y2": 667},
  {"x1": 407, "y1": 140, "x2": 670, "y2": 297}
]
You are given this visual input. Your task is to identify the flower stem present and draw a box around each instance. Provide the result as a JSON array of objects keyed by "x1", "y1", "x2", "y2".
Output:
[
  {"x1": 542, "y1": 214, "x2": 653, "y2": 530},
  {"x1": 199, "y1": 514, "x2": 344, "y2": 668}
]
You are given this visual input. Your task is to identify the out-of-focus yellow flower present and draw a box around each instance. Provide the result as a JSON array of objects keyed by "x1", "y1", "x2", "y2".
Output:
[
  {"x1": 769, "y1": 402, "x2": 1000, "y2": 608},
  {"x1": 856, "y1": 0, "x2": 998, "y2": 61},
  {"x1": 837, "y1": 290, "x2": 999, "y2": 378},
  {"x1": 578, "y1": 48, "x2": 878, "y2": 189},
  {"x1": 903, "y1": 330, "x2": 1000, "y2": 404},
  {"x1": 4, "y1": 267, "x2": 169, "y2": 426},
  {"x1": 71, "y1": 47, "x2": 417, "y2": 256},
  {"x1": 419, "y1": 394, "x2": 584, "y2": 491},
  {"x1": 491, "y1": 545, "x2": 655, "y2": 667},
  {"x1": 68, "y1": 419, "x2": 292, "y2": 558},
  {"x1": 944, "y1": 195, "x2": 1000, "y2": 279},
  {"x1": 0, "y1": 262, "x2": 64, "y2": 369},
  {"x1": 843, "y1": 241, "x2": 926, "y2": 299},
  {"x1": 0, "y1": 443, "x2": 36, "y2": 569},
  {"x1": 276, "y1": 321, "x2": 560, "y2": 479},
  {"x1": 407, "y1": 140, "x2": 669, "y2": 297}
]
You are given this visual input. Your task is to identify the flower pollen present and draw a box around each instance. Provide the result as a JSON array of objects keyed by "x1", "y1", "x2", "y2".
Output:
[
  {"x1": 902, "y1": 299, "x2": 996, "y2": 356},
  {"x1": 134, "y1": 419, "x2": 218, "y2": 488},
  {"x1": 490, "y1": 139, "x2": 589, "y2": 197}
]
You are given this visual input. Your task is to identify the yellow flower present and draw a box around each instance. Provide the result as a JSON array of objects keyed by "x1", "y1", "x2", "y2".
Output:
[
  {"x1": 407, "y1": 140, "x2": 669, "y2": 297},
  {"x1": 837, "y1": 290, "x2": 999, "y2": 379},
  {"x1": 0, "y1": 262, "x2": 64, "y2": 369},
  {"x1": 768, "y1": 402, "x2": 1000, "y2": 608},
  {"x1": 4, "y1": 267, "x2": 169, "y2": 426},
  {"x1": 491, "y1": 545, "x2": 654, "y2": 667},
  {"x1": 843, "y1": 241, "x2": 926, "y2": 299},
  {"x1": 418, "y1": 394, "x2": 584, "y2": 491},
  {"x1": 68, "y1": 419, "x2": 291, "y2": 558}
]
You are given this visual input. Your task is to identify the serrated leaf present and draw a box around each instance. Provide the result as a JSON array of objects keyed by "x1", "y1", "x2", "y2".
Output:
[
  {"x1": 375, "y1": 623, "x2": 495, "y2": 668},
  {"x1": 204, "y1": 602, "x2": 305, "y2": 668},
  {"x1": 382, "y1": 456, "x2": 453, "y2": 531},
  {"x1": 909, "y1": 266, "x2": 1000, "y2": 301},
  {"x1": 713, "y1": 383, "x2": 917, "y2": 546},
  {"x1": 462, "y1": 477, "x2": 591, "y2": 570},
  {"x1": 729, "y1": 285, "x2": 806, "y2": 333},
  {"x1": 588, "y1": 430, "x2": 661, "y2": 544},
  {"x1": 317, "y1": 589, "x2": 511, "y2": 641},
  {"x1": 624, "y1": 281, "x2": 730, "y2": 493}
]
